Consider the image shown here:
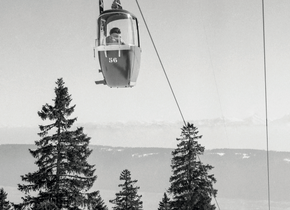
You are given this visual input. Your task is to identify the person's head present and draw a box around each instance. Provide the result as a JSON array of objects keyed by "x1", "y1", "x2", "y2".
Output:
[{"x1": 109, "y1": 27, "x2": 121, "y2": 35}]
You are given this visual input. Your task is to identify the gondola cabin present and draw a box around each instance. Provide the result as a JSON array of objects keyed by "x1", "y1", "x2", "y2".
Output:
[{"x1": 95, "y1": 9, "x2": 141, "y2": 88}]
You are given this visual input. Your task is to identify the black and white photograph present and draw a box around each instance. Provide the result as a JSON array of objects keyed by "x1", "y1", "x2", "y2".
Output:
[{"x1": 1, "y1": 0, "x2": 290, "y2": 209}]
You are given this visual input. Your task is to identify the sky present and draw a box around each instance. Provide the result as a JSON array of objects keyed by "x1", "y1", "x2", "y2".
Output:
[{"x1": 1, "y1": 0, "x2": 290, "y2": 149}]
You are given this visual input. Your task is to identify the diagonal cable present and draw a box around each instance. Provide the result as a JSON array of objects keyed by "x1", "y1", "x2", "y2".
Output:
[
  {"x1": 135, "y1": 0, "x2": 186, "y2": 126},
  {"x1": 261, "y1": 0, "x2": 271, "y2": 209}
]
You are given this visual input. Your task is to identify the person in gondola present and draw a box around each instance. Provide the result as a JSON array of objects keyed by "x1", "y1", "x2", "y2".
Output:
[{"x1": 106, "y1": 27, "x2": 125, "y2": 45}]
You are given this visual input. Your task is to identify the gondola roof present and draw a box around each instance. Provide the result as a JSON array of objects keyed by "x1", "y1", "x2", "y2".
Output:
[{"x1": 99, "y1": 9, "x2": 138, "y2": 19}]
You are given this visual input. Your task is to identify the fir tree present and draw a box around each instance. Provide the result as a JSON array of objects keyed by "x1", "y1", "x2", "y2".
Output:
[
  {"x1": 158, "y1": 193, "x2": 171, "y2": 210},
  {"x1": 110, "y1": 169, "x2": 143, "y2": 210},
  {"x1": 0, "y1": 188, "x2": 11, "y2": 210},
  {"x1": 168, "y1": 123, "x2": 217, "y2": 210},
  {"x1": 18, "y1": 78, "x2": 107, "y2": 210}
]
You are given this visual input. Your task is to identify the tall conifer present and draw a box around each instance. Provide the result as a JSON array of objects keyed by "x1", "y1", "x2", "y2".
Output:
[
  {"x1": 18, "y1": 78, "x2": 107, "y2": 210},
  {"x1": 110, "y1": 169, "x2": 143, "y2": 210},
  {"x1": 168, "y1": 123, "x2": 217, "y2": 210}
]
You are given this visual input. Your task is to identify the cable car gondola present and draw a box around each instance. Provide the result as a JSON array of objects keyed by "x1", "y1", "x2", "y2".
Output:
[{"x1": 95, "y1": 0, "x2": 141, "y2": 88}]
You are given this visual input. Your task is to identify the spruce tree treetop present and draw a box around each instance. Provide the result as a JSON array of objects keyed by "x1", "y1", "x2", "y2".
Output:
[
  {"x1": 0, "y1": 188, "x2": 11, "y2": 210},
  {"x1": 158, "y1": 192, "x2": 171, "y2": 210},
  {"x1": 18, "y1": 78, "x2": 107, "y2": 210},
  {"x1": 110, "y1": 169, "x2": 143, "y2": 210},
  {"x1": 168, "y1": 123, "x2": 217, "y2": 210},
  {"x1": 38, "y1": 78, "x2": 76, "y2": 135}
]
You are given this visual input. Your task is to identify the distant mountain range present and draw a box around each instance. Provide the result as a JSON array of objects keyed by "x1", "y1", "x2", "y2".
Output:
[
  {"x1": 1, "y1": 144, "x2": 290, "y2": 209},
  {"x1": 1, "y1": 116, "x2": 290, "y2": 150},
  {"x1": 80, "y1": 117, "x2": 290, "y2": 150}
]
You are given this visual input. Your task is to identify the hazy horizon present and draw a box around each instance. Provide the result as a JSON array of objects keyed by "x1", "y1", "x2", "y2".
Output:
[{"x1": 1, "y1": 116, "x2": 290, "y2": 151}]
